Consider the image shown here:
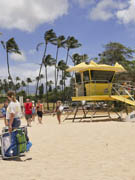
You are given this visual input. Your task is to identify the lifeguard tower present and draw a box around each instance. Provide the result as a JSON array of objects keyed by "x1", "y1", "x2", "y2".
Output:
[{"x1": 65, "y1": 61, "x2": 135, "y2": 122}]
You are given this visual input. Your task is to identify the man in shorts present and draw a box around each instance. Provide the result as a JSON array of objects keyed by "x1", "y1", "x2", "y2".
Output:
[{"x1": 24, "y1": 99, "x2": 32, "y2": 127}]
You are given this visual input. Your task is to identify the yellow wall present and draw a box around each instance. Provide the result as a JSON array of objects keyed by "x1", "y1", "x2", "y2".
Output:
[
  {"x1": 75, "y1": 69, "x2": 115, "y2": 97},
  {"x1": 85, "y1": 83, "x2": 112, "y2": 96}
]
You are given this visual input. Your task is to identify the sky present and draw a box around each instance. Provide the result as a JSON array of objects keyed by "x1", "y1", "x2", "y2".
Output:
[{"x1": 0, "y1": 0, "x2": 135, "y2": 83}]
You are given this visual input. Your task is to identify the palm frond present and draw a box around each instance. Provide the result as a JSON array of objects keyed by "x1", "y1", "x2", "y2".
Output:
[
  {"x1": 6, "y1": 38, "x2": 21, "y2": 54},
  {"x1": 1, "y1": 41, "x2": 5, "y2": 49},
  {"x1": 36, "y1": 42, "x2": 44, "y2": 51}
]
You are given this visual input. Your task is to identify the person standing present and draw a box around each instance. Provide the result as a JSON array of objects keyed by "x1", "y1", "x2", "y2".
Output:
[
  {"x1": 24, "y1": 99, "x2": 32, "y2": 127},
  {"x1": 36, "y1": 100, "x2": 43, "y2": 124},
  {"x1": 54, "y1": 100, "x2": 63, "y2": 124},
  {"x1": 6, "y1": 91, "x2": 22, "y2": 132},
  {"x1": 32, "y1": 101, "x2": 36, "y2": 121}
]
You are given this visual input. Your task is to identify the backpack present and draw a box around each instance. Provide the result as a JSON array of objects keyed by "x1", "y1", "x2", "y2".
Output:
[{"x1": 16, "y1": 129, "x2": 27, "y2": 154}]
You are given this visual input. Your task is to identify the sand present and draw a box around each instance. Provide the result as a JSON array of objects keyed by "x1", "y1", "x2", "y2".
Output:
[{"x1": 0, "y1": 113, "x2": 135, "y2": 180}]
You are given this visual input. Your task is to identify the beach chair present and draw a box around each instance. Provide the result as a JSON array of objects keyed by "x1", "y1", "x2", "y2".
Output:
[{"x1": 0, "y1": 126, "x2": 32, "y2": 160}]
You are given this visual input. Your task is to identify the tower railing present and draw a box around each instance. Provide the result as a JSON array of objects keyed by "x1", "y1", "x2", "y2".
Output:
[{"x1": 71, "y1": 80, "x2": 135, "y2": 98}]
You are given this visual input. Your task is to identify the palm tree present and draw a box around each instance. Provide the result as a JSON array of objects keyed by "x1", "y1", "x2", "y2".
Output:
[
  {"x1": 3, "y1": 79, "x2": 9, "y2": 93},
  {"x1": 14, "y1": 76, "x2": 20, "y2": 92},
  {"x1": 35, "y1": 74, "x2": 44, "y2": 94},
  {"x1": 51, "y1": 35, "x2": 66, "y2": 88},
  {"x1": 0, "y1": 79, "x2": 3, "y2": 94},
  {"x1": 47, "y1": 80, "x2": 54, "y2": 92},
  {"x1": 15, "y1": 82, "x2": 21, "y2": 93},
  {"x1": 43, "y1": 54, "x2": 56, "y2": 110},
  {"x1": 81, "y1": 54, "x2": 89, "y2": 63},
  {"x1": 57, "y1": 60, "x2": 69, "y2": 99},
  {"x1": 71, "y1": 53, "x2": 89, "y2": 65},
  {"x1": 36, "y1": 74, "x2": 44, "y2": 84},
  {"x1": 16, "y1": 76, "x2": 20, "y2": 81},
  {"x1": 59, "y1": 79, "x2": 64, "y2": 92},
  {"x1": 57, "y1": 60, "x2": 66, "y2": 86},
  {"x1": 21, "y1": 80, "x2": 26, "y2": 91},
  {"x1": 26, "y1": 77, "x2": 32, "y2": 95},
  {"x1": 1, "y1": 38, "x2": 21, "y2": 83},
  {"x1": 71, "y1": 53, "x2": 81, "y2": 65},
  {"x1": 39, "y1": 83, "x2": 44, "y2": 98},
  {"x1": 65, "y1": 36, "x2": 81, "y2": 65},
  {"x1": 35, "y1": 29, "x2": 56, "y2": 96}
]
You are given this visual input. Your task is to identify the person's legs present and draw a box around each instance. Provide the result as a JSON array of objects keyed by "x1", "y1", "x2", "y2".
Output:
[
  {"x1": 37, "y1": 111, "x2": 43, "y2": 124},
  {"x1": 28, "y1": 117, "x2": 32, "y2": 126},
  {"x1": 25, "y1": 114, "x2": 31, "y2": 127},
  {"x1": 38, "y1": 116, "x2": 42, "y2": 124},
  {"x1": 29, "y1": 114, "x2": 32, "y2": 126},
  {"x1": 57, "y1": 113, "x2": 61, "y2": 124},
  {"x1": 25, "y1": 114, "x2": 29, "y2": 126},
  {"x1": 32, "y1": 114, "x2": 35, "y2": 121},
  {"x1": 4, "y1": 117, "x2": 8, "y2": 126}
]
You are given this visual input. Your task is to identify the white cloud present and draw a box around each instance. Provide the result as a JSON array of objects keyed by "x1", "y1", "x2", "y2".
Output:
[
  {"x1": 74, "y1": 0, "x2": 94, "y2": 7},
  {"x1": 10, "y1": 51, "x2": 26, "y2": 62},
  {"x1": 89, "y1": 0, "x2": 127, "y2": 21},
  {"x1": 116, "y1": 0, "x2": 135, "y2": 24},
  {"x1": 0, "y1": 0, "x2": 69, "y2": 32},
  {"x1": 0, "y1": 63, "x2": 38, "y2": 80},
  {"x1": 0, "y1": 63, "x2": 55, "y2": 82}
]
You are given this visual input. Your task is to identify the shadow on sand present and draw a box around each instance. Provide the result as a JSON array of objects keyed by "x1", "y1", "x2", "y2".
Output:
[{"x1": 0, "y1": 154, "x2": 32, "y2": 162}]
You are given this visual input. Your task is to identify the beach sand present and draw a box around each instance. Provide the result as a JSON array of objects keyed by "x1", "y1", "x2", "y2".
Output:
[{"x1": 0, "y1": 113, "x2": 135, "y2": 180}]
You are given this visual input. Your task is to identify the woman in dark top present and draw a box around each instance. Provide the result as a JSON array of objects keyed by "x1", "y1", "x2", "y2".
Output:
[{"x1": 36, "y1": 100, "x2": 43, "y2": 124}]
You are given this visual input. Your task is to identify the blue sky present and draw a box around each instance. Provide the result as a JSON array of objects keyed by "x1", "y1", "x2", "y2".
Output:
[{"x1": 0, "y1": 0, "x2": 135, "y2": 82}]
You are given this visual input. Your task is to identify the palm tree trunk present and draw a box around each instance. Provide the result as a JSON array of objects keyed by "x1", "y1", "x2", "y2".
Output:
[
  {"x1": 64, "y1": 48, "x2": 70, "y2": 90},
  {"x1": 15, "y1": 80, "x2": 17, "y2": 94},
  {"x1": 65, "y1": 48, "x2": 69, "y2": 65},
  {"x1": 62, "y1": 70, "x2": 64, "y2": 102},
  {"x1": 28, "y1": 83, "x2": 29, "y2": 95},
  {"x1": 6, "y1": 50, "x2": 14, "y2": 90},
  {"x1": 35, "y1": 43, "x2": 47, "y2": 97},
  {"x1": 56, "y1": 69, "x2": 59, "y2": 86},
  {"x1": 35, "y1": 61, "x2": 43, "y2": 97},
  {"x1": 45, "y1": 65, "x2": 49, "y2": 110},
  {"x1": 6, "y1": 50, "x2": 12, "y2": 80},
  {"x1": 55, "y1": 47, "x2": 59, "y2": 89},
  {"x1": 62, "y1": 70, "x2": 64, "y2": 92}
]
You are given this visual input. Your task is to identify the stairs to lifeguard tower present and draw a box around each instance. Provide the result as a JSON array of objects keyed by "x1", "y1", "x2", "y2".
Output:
[{"x1": 111, "y1": 83, "x2": 135, "y2": 106}]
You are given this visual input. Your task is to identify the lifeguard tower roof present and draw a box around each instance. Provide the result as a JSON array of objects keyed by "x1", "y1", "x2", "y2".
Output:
[{"x1": 67, "y1": 60, "x2": 126, "y2": 73}]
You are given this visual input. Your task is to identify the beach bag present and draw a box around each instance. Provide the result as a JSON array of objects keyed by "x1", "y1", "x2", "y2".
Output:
[
  {"x1": 16, "y1": 129, "x2": 27, "y2": 154},
  {"x1": 2, "y1": 131, "x2": 19, "y2": 158},
  {"x1": 0, "y1": 127, "x2": 31, "y2": 159}
]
